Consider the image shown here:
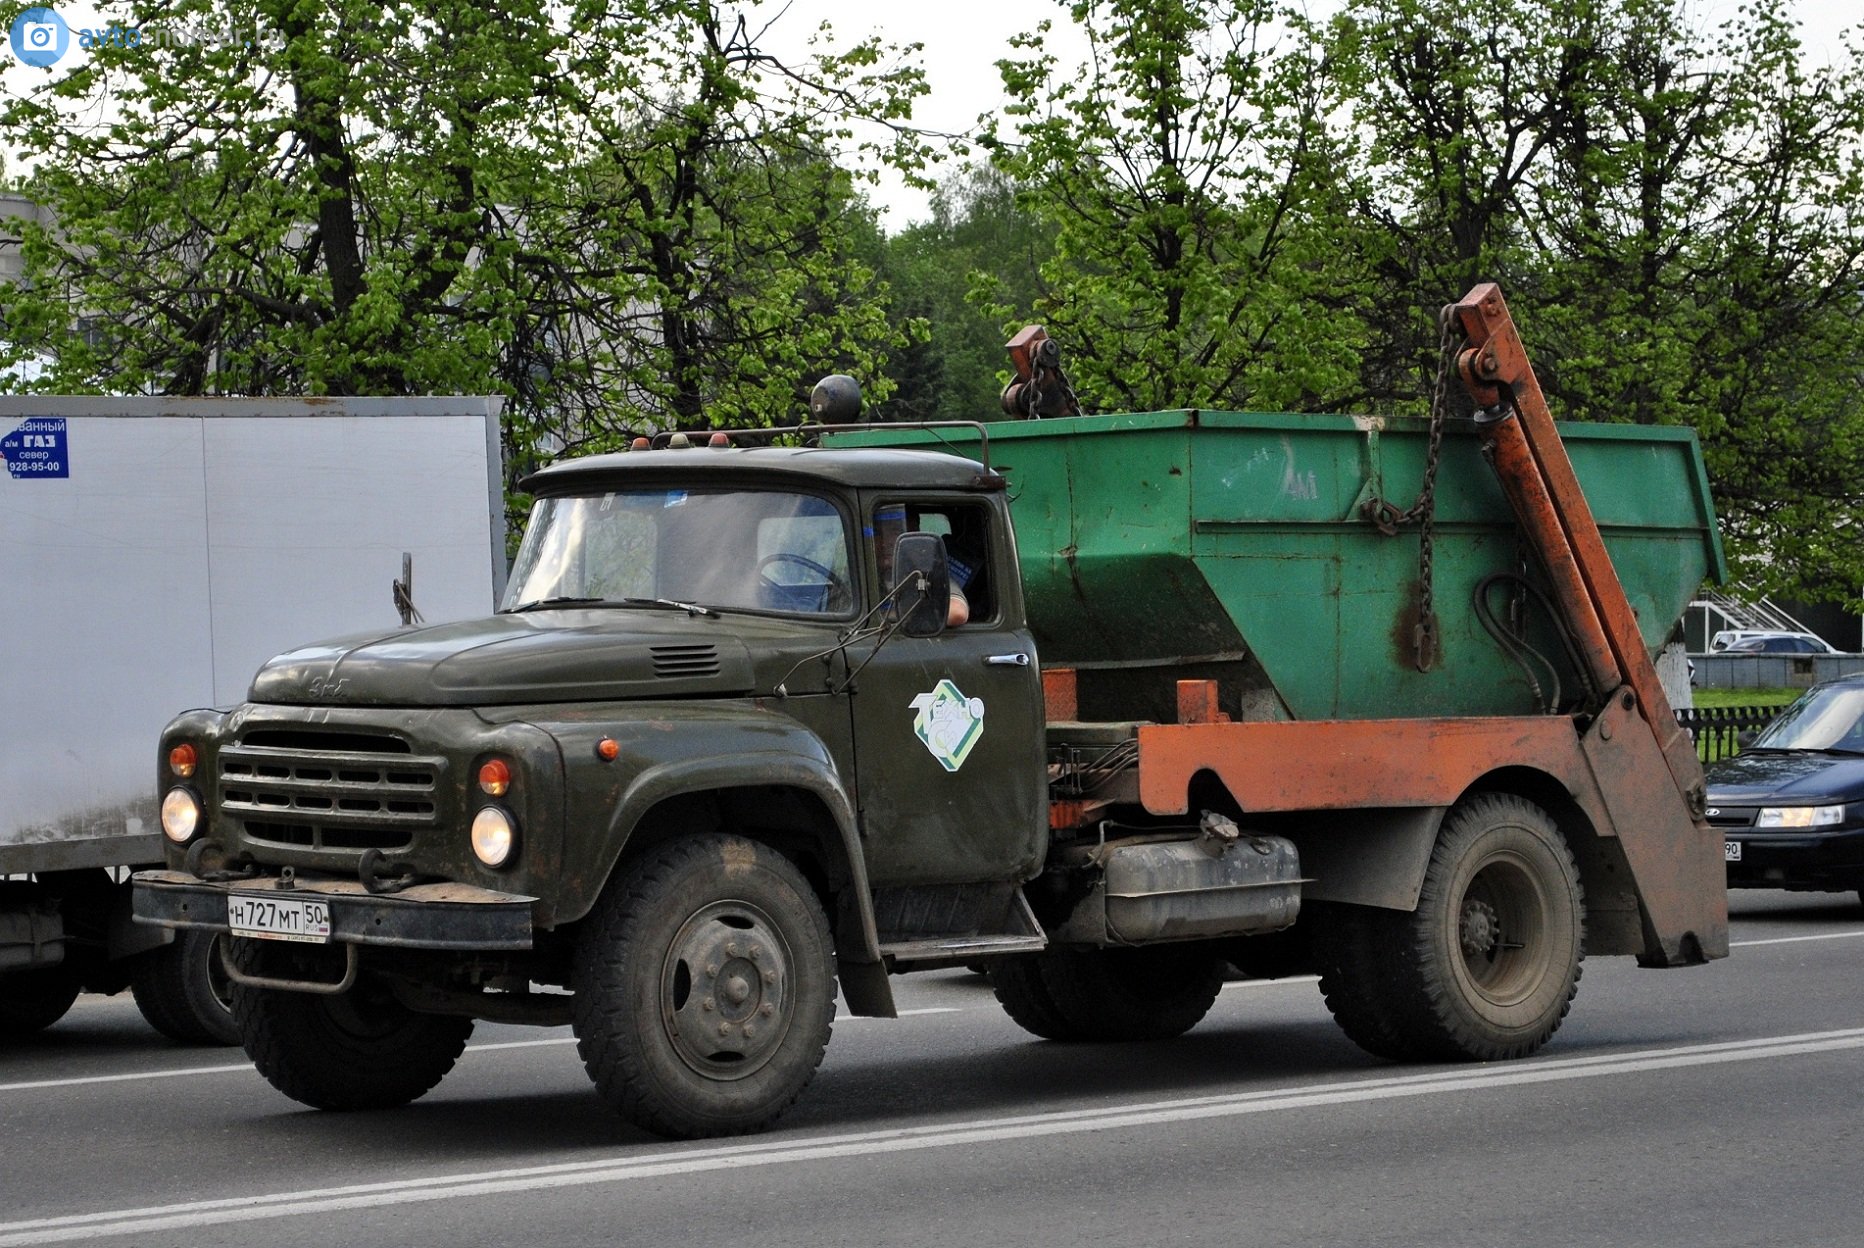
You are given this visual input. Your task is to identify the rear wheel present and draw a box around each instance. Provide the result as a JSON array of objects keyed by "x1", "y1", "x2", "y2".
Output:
[
  {"x1": 233, "y1": 942, "x2": 472, "y2": 1110},
  {"x1": 0, "y1": 967, "x2": 82, "y2": 1041},
  {"x1": 131, "y1": 930, "x2": 240, "y2": 1046},
  {"x1": 993, "y1": 945, "x2": 1225, "y2": 1042},
  {"x1": 572, "y1": 834, "x2": 837, "y2": 1139},
  {"x1": 989, "y1": 955, "x2": 1086, "y2": 1040},
  {"x1": 1317, "y1": 793, "x2": 1584, "y2": 1062}
]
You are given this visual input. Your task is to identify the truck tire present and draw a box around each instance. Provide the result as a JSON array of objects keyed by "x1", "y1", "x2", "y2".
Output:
[
  {"x1": 572, "y1": 834, "x2": 836, "y2": 1139},
  {"x1": 130, "y1": 930, "x2": 240, "y2": 1046},
  {"x1": 994, "y1": 946, "x2": 1224, "y2": 1042},
  {"x1": 989, "y1": 954, "x2": 1087, "y2": 1040},
  {"x1": 233, "y1": 943, "x2": 473, "y2": 1111},
  {"x1": 1317, "y1": 793, "x2": 1584, "y2": 1062},
  {"x1": 0, "y1": 968, "x2": 82, "y2": 1040},
  {"x1": 1041, "y1": 946, "x2": 1225, "y2": 1041},
  {"x1": 1305, "y1": 900, "x2": 1421, "y2": 1060}
]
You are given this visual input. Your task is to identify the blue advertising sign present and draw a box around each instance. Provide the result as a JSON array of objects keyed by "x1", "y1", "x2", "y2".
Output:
[{"x1": 1, "y1": 417, "x2": 70, "y2": 479}]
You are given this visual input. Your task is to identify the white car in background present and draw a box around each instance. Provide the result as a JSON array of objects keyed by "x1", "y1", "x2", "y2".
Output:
[{"x1": 1712, "y1": 630, "x2": 1842, "y2": 654}]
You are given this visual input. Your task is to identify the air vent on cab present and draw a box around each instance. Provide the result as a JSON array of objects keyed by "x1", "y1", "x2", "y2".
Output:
[{"x1": 651, "y1": 644, "x2": 721, "y2": 678}]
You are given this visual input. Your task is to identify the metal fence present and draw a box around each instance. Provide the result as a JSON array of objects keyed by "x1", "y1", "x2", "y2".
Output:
[
  {"x1": 1674, "y1": 705, "x2": 1783, "y2": 762},
  {"x1": 1691, "y1": 653, "x2": 1864, "y2": 690}
]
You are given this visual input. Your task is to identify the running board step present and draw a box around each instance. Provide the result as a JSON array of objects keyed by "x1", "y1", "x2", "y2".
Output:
[
  {"x1": 878, "y1": 932, "x2": 1049, "y2": 961},
  {"x1": 873, "y1": 883, "x2": 1046, "y2": 964}
]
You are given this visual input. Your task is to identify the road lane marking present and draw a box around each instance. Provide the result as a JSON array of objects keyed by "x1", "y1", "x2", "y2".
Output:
[
  {"x1": 5, "y1": 1026, "x2": 1863, "y2": 1245},
  {"x1": 0, "y1": 1064, "x2": 255, "y2": 1094},
  {"x1": 0, "y1": 1009, "x2": 968, "y2": 1093},
  {"x1": 3, "y1": 937, "x2": 1849, "y2": 1096},
  {"x1": 1223, "y1": 975, "x2": 1320, "y2": 989},
  {"x1": 1731, "y1": 930, "x2": 1864, "y2": 947}
]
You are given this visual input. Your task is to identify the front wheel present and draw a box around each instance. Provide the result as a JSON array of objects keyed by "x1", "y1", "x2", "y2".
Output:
[
  {"x1": 233, "y1": 942, "x2": 473, "y2": 1110},
  {"x1": 1316, "y1": 793, "x2": 1585, "y2": 1062},
  {"x1": 572, "y1": 834, "x2": 837, "y2": 1139}
]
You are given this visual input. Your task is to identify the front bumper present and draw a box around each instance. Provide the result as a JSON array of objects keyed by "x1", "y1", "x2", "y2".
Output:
[
  {"x1": 1721, "y1": 825, "x2": 1864, "y2": 892},
  {"x1": 132, "y1": 870, "x2": 538, "y2": 951}
]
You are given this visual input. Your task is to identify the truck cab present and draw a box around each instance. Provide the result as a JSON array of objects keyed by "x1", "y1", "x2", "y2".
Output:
[{"x1": 138, "y1": 443, "x2": 1059, "y2": 1135}]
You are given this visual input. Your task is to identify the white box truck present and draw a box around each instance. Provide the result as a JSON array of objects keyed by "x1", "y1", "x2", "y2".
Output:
[{"x1": 0, "y1": 396, "x2": 505, "y2": 1043}]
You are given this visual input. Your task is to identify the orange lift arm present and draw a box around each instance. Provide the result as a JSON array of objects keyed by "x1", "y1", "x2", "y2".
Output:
[{"x1": 1448, "y1": 283, "x2": 1708, "y2": 824}]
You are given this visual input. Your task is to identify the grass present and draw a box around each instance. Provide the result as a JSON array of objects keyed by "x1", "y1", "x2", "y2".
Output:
[{"x1": 1692, "y1": 687, "x2": 1800, "y2": 709}]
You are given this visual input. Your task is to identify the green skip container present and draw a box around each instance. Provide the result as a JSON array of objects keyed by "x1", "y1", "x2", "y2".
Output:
[{"x1": 839, "y1": 410, "x2": 1724, "y2": 724}]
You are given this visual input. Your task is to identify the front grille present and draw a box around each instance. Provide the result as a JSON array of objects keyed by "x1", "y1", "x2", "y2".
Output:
[
  {"x1": 1705, "y1": 807, "x2": 1758, "y2": 829},
  {"x1": 220, "y1": 732, "x2": 441, "y2": 852},
  {"x1": 651, "y1": 643, "x2": 721, "y2": 678}
]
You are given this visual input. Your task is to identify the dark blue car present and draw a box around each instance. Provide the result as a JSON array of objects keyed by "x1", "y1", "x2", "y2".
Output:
[{"x1": 1706, "y1": 677, "x2": 1864, "y2": 908}]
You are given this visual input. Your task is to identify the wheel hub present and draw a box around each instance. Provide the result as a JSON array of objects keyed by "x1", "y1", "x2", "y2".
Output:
[
  {"x1": 661, "y1": 903, "x2": 791, "y2": 1079},
  {"x1": 1460, "y1": 897, "x2": 1501, "y2": 960}
]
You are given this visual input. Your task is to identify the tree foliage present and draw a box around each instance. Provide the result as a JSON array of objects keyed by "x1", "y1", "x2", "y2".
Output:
[
  {"x1": 0, "y1": 0, "x2": 931, "y2": 458},
  {"x1": 982, "y1": 0, "x2": 1371, "y2": 414},
  {"x1": 5, "y1": 0, "x2": 1863, "y2": 603},
  {"x1": 880, "y1": 163, "x2": 1053, "y2": 421},
  {"x1": 1331, "y1": 0, "x2": 1864, "y2": 599},
  {"x1": 956, "y1": 0, "x2": 1863, "y2": 601}
]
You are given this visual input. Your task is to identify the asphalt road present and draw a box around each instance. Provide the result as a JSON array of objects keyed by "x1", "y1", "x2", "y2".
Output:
[{"x1": 3, "y1": 888, "x2": 1860, "y2": 1248}]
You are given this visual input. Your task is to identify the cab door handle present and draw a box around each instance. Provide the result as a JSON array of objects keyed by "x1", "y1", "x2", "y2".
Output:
[{"x1": 986, "y1": 653, "x2": 1031, "y2": 666}]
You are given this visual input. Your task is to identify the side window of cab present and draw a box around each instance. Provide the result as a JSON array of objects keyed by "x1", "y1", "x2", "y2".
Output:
[{"x1": 871, "y1": 500, "x2": 996, "y2": 627}]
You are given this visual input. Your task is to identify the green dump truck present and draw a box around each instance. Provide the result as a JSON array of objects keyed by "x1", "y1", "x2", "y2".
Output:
[{"x1": 134, "y1": 286, "x2": 1727, "y2": 1138}]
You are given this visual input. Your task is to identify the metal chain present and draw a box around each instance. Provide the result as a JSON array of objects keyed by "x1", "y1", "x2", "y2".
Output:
[
  {"x1": 1353, "y1": 309, "x2": 1459, "y2": 669},
  {"x1": 1407, "y1": 308, "x2": 1459, "y2": 670}
]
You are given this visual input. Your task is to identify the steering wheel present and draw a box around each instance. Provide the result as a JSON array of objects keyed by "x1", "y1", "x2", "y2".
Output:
[{"x1": 757, "y1": 552, "x2": 849, "y2": 611}]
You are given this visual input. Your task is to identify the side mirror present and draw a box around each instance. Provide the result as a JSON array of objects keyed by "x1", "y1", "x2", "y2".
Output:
[
  {"x1": 891, "y1": 532, "x2": 950, "y2": 638},
  {"x1": 1735, "y1": 730, "x2": 1758, "y2": 748}
]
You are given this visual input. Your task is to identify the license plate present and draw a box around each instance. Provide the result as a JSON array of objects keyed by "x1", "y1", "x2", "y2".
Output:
[
  {"x1": 1724, "y1": 840, "x2": 1742, "y2": 862},
  {"x1": 227, "y1": 894, "x2": 331, "y2": 944}
]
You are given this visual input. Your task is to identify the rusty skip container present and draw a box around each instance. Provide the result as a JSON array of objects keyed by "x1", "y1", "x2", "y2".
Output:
[{"x1": 846, "y1": 410, "x2": 1723, "y2": 724}]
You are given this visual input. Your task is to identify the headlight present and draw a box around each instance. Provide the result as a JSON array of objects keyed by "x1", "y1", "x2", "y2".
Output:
[
  {"x1": 161, "y1": 787, "x2": 202, "y2": 843},
  {"x1": 1755, "y1": 805, "x2": 1846, "y2": 829},
  {"x1": 470, "y1": 806, "x2": 518, "y2": 867}
]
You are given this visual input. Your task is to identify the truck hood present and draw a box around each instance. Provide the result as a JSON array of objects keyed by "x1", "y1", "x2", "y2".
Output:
[{"x1": 250, "y1": 611, "x2": 756, "y2": 706}]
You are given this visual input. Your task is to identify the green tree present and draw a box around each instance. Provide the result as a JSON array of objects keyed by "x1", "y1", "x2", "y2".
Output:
[
  {"x1": 981, "y1": 0, "x2": 1370, "y2": 414},
  {"x1": 1333, "y1": 0, "x2": 1864, "y2": 600},
  {"x1": 881, "y1": 163, "x2": 1053, "y2": 422},
  {"x1": 0, "y1": 0, "x2": 932, "y2": 457}
]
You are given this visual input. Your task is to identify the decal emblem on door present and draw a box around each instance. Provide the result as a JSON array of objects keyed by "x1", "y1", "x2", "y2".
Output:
[{"x1": 909, "y1": 679, "x2": 986, "y2": 772}]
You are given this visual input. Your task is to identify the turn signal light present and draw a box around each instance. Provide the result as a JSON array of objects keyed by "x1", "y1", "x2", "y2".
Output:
[
  {"x1": 169, "y1": 743, "x2": 198, "y2": 778},
  {"x1": 477, "y1": 758, "x2": 511, "y2": 796}
]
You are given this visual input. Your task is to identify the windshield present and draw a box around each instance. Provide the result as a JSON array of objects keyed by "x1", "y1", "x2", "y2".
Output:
[
  {"x1": 502, "y1": 488, "x2": 854, "y2": 617},
  {"x1": 1749, "y1": 684, "x2": 1864, "y2": 751}
]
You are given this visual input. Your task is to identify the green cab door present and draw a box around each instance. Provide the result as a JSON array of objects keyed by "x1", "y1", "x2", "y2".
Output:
[{"x1": 846, "y1": 494, "x2": 1047, "y2": 889}]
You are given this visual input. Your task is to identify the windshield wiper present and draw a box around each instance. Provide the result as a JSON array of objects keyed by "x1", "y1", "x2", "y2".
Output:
[
  {"x1": 503, "y1": 596, "x2": 610, "y2": 613},
  {"x1": 616, "y1": 597, "x2": 718, "y2": 618},
  {"x1": 504, "y1": 595, "x2": 719, "y2": 617}
]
